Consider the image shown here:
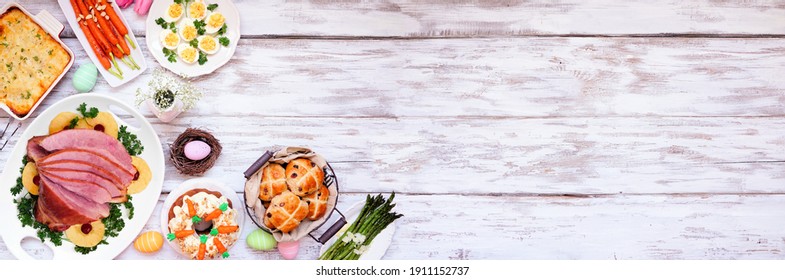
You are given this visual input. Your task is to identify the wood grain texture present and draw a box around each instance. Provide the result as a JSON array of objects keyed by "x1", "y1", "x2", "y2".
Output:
[
  {"x1": 1, "y1": 193, "x2": 784, "y2": 260},
  {"x1": 1, "y1": 39, "x2": 784, "y2": 195},
  {"x1": 10, "y1": 38, "x2": 785, "y2": 119},
  {"x1": 16, "y1": 0, "x2": 785, "y2": 38},
  {"x1": 2, "y1": 114, "x2": 784, "y2": 195}
]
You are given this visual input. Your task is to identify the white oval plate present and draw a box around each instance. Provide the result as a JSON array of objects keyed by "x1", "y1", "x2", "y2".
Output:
[
  {"x1": 0, "y1": 93, "x2": 165, "y2": 260},
  {"x1": 319, "y1": 200, "x2": 396, "y2": 260},
  {"x1": 145, "y1": 0, "x2": 240, "y2": 78},
  {"x1": 57, "y1": 0, "x2": 147, "y2": 87},
  {"x1": 160, "y1": 178, "x2": 245, "y2": 259}
]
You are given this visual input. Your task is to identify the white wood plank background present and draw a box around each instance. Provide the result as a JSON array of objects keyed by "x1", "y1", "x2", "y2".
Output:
[{"x1": 1, "y1": 1, "x2": 784, "y2": 260}]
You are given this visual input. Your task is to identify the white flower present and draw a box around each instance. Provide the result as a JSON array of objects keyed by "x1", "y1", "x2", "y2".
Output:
[
  {"x1": 342, "y1": 232, "x2": 355, "y2": 243},
  {"x1": 352, "y1": 233, "x2": 366, "y2": 244},
  {"x1": 353, "y1": 245, "x2": 369, "y2": 255}
]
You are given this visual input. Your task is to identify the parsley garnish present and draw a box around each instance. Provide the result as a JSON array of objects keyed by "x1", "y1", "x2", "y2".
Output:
[
  {"x1": 174, "y1": 0, "x2": 184, "y2": 4},
  {"x1": 47, "y1": 49, "x2": 53, "y2": 55},
  {"x1": 169, "y1": 22, "x2": 177, "y2": 32},
  {"x1": 12, "y1": 156, "x2": 64, "y2": 247},
  {"x1": 74, "y1": 240, "x2": 106, "y2": 255},
  {"x1": 163, "y1": 47, "x2": 177, "y2": 63},
  {"x1": 123, "y1": 195, "x2": 135, "y2": 220},
  {"x1": 207, "y1": 3, "x2": 218, "y2": 11},
  {"x1": 77, "y1": 102, "x2": 99, "y2": 118},
  {"x1": 193, "y1": 19, "x2": 206, "y2": 35},
  {"x1": 155, "y1": 17, "x2": 167, "y2": 29},
  {"x1": 1, "y1": 42, "x2": 8, "y2": 47},
  {"x1": 219, "y1": 37, "x2": 230, "y2": 47},
  {"x1": 217, "y1": 24, "x2": 227, "y2": 36},
  {"x1": 35, "y1": 33, "x2": 41, "y2": 39},
  {"x1": 118, "y1": 125, "x2": 144, "y2": 156},
  {"x1": 189, "y1": 39, "x2": 198, "y2": 48},
  {"x1": 33, "y1": 56, "x2": 39, "y2": 62},
  {"x1": 23, "y1": 91, "x2": 32, "y2": 99},
  {"x1": 103, "y1": 203, "x2": 125, "y2": 238},
  {"x1": 198, "y1": 51, "x2": 207, "y2": 65},
  {"x1": 67, "y1": 117, "x2": 80, "y2": 129}
]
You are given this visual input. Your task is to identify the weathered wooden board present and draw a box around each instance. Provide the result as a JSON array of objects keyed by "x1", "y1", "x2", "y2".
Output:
[
  {"x1": 1, "y1": 41, "x2": 784, "y2": 194},
  {"x1": 17, "y1": 0, "x2": 785, "y2": 38},
  {"x1": 9, "y1": 38, "x2": 785, "y2": 119},
  {"x1": 1, "y1": 193, "x2": 783, "y2": 260},
  {"x1": 2, "y1": 114, "x2": 784, "y2": 195}
]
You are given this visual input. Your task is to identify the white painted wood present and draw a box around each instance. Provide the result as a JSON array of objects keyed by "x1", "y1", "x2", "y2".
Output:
[
  {"x1": 11, "y1": 38, "x2": 785, "y2": 119},
  {"x1": 16, "y1": 0, "x2": 785, "y2": 38},
  {"x1": 2, "y1": 114, "x2": 784, "y2": 195},
  {"x1": 2, "y1": 0, "x2": 784, "y2": 260},
  {"x1": 1, "y1": 193, "x2": 784, "y2": 260}
]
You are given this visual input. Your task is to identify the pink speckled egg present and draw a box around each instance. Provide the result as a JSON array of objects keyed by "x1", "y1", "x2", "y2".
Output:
[
  {"x1": 278, "y1": 241, "x2": 299, "y2": 260},
  {"x1": 184, "y1": 140, "x2": 211, "y2": 161}
]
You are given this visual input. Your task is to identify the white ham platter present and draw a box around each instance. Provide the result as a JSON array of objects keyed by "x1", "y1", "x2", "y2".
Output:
[{"x1": 0, "y1": 93, "x2": 164, "y2": 260}]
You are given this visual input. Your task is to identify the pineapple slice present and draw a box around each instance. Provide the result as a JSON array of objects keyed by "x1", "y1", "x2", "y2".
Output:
[
  {"x1": 82, "y1": 112, "x2": 119, "y2": 139},
  {"x1": 127, "y1": 156, "x2": 151, "y2": 194},
  {"x1": 21, "y1": 162, "x2": 39, "y2": 195},
  {"x1": 65, "y1": 221, "x2": 106, "y2": 248},
  {"x1": 48, "y1": 112, "x2": 80, "y2": 134}
]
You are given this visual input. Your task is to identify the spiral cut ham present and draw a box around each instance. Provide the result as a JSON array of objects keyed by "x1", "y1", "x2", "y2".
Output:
[{"x1": 28, "y1": 129, "x2": 134, "y2": 231}]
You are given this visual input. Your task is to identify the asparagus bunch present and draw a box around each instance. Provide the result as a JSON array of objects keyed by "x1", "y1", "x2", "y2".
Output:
[{"x1": 319, "y1": 192, "x2": 403, "y2": 260}]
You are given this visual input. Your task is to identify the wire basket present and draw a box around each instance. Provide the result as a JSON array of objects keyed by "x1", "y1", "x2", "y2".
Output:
[{"x1": 242, "y1": 147, "x2": 346, "y2": 244}]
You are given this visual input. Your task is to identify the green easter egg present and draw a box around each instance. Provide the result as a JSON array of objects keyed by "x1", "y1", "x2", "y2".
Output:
[
  {"x1": 246, "y1": 229, "x2": 277, "y2": 251},
  {"x1": 72, "y1": 63, "x2": 97, "y2": 93}
]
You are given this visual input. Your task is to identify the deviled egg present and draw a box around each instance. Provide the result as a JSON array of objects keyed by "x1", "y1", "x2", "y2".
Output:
[
  {"x1": 160, "y1": 29, "x2": 180, "y2": 50},
  {"x1": 204, "y1": 12, "x2": 225, "y2": 34},
  {"x1": 178, "y1": 20, "x2": 198, "y2": 42},
  {"x1": 188, "y1": 0, "x2": 208, "y2": 20},
  {"x1": 163, "y1": 3, "x2": 184, "y2": 22},
  {"x1": 197, "y1": 35, "x2": 219, "y2": 55},
  {"x1": 177, "y1": 44, "x2": 199, "y2": 64}
]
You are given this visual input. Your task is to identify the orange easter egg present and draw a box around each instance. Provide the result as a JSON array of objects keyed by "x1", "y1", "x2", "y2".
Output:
[{"x1": 134, "y1": 231, "x2": 164, "y2": 253}]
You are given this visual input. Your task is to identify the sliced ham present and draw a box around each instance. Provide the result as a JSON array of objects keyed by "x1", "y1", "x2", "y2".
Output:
[
  {"x1": 39, "y1": 160, "x2": 125, "y2": 188},
  {"x1": 34, "y1": 178, "x2": 108, "y2": 231},
  {"x1": 37, "y1": 129, "x2": 135, "y2": 175},
  {"x1": 39, "y1": 149, "x2": 134, "y2": 185},
  {"x1": 42, "y1": 176, "x2": 109, "y2": 219},
  {"x1": 39, "y1": 171, "x2": 114, "y2": 204},
  {"x1": 37, "y1": 167, "x2": 125, "y2": 200},
  {"x1": 26, "y1": 136, "x2": 48, "y2": 162},
  {"x1": 29, "y1": 129, "x2": 135, "y2": 231}
]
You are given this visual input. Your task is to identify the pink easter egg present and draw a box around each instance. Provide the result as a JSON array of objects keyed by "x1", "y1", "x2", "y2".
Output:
[
  {"x1": 278, "y1": 241, "x2": 299, "y2": 260},
  {"x1": 184, "y1": 140, "x2": 211, "y2": 161}
]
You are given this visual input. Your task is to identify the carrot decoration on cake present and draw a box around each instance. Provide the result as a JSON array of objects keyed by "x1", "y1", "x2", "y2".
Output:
[{"x1": 166, "y1": 189, "x2": 240, "y2": 260}]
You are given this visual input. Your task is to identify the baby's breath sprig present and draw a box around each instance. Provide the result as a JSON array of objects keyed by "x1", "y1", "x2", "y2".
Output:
[{"x1": 135, "y1": 68, "x2": 203, "y2": 111}]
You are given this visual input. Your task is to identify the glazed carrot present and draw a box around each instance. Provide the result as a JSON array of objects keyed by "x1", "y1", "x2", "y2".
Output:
[
  {"x1": 174, "y1": 230, "x2": 195, "y2": 238},
  {"x1": 74, "y1": 0, "x2": 112, "y2": 55},
  {"x1": 97, "y1": 0, "x2": 136, "y2": 49},
  {"x1": 69, "y1": 0, "x2": 111, "y2": 69},
  {"x1": 214, "y1": 238, "x2": 227, "y2": 253},
  {"x1": 186, "y1": 199, "x2": 196, "y2": 216},
  {"x1": 98, "y1": 0, "x2": 127, "y2": 35},
  {"x1": 84, "y1": 0, "x2": 126, "y2": 56},
  {"x1": 216, "y1": 225, "x2": 239, "y2": 234},
  {"x1": 204, "y1": 209, "x2": 222, "y2": 222},
  {"x1": 197, "y1": 243, "x2": 206, "y2": 260}
]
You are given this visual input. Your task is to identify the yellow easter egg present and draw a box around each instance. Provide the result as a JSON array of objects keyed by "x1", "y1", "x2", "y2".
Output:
[{"x1": 134, "y1": 231, "x2": 164, "y2": 253}]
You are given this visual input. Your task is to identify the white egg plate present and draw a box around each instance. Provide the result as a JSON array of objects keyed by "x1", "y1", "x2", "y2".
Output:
[{"x1": 146, "y1": 0, "x2": 240, "y2": 78}]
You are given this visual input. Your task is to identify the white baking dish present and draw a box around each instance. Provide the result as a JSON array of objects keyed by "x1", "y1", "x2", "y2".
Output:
[{"x1": 0, "y1": 2, "x2": 75, "y2": 121}]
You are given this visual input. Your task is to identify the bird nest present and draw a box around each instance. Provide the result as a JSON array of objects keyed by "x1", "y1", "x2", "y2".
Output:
[{"x1": 169, "y1": 128, "x2": 222, "y2": 176}]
